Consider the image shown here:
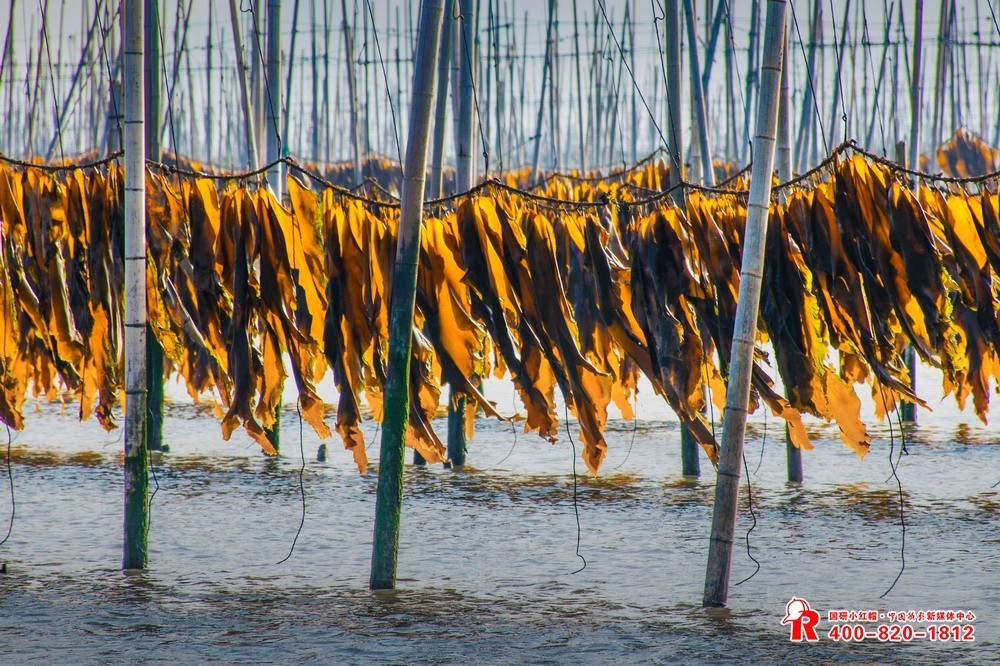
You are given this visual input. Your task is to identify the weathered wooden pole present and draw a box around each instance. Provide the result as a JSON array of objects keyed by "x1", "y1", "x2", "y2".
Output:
[
  {"x1": 370, "y1": 0, "x2": 444, "y2": 591},
  {"x1": 123, "y1": 0, "x2": 149, "y2": 571},
  {"x1": 703, "y1": 0, "x2": 787, "y2": 608},
  {"x1": 683, "y1": 0, "x2": 714, "y2": 186},
  {"x1": 340, "y1": 0, "x2": 362, "y2": 185}
]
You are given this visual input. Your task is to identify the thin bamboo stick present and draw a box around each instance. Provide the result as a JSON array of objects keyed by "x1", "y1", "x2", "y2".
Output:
[
  {"x1": 340, "y1": 0, "x2": 362, "y2": 184},
  {"x1": 229, "y1": 0, "x2": 261, "y2": 169}
]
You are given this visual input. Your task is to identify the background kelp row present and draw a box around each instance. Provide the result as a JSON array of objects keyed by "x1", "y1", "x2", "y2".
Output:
[{"x1": 0, "y1": 154, "x2": 998, "y2": 473}]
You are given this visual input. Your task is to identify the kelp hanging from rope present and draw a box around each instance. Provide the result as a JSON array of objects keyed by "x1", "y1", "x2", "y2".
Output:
[{"x1": 0, "y1": 151, "x2": 998, "y2": 473}]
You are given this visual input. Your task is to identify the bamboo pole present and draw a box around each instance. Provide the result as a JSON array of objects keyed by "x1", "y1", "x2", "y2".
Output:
[
  {"x1": 703, "y1": 0, "x2": 787, "y2": 608},
  {"x1": 140, "y1": 0, "x2": 166, "y2": 453},
  {"x1": 44, "y1": 4, "x2": 102, "y2": 161},
  {"x1": 683, "y1": 0, "x2": 714, "y2": 186},
  {"x1": 205, "y1": 2, "x2": 213, "y2": 163},
  {"x1": 793, "y1": 0, "x2": 820, "y2": 174},
  {"x1": 448, "y1": 0, "x2": 478, "y2": 467},
  {"x1": 529, "y1": 0, "x2": 556, "y2": 180},
  {"x1": 775, "y1": 22, "x2": 801, "y2": 484},
  {"x1": 430, "y1": 2, "x2": 453, "y2": 198},
  {"x1": 664, "y1": 0, "x2": 698, "y2": 475},
  {"x1": 370, "y1": 0, "x2": 444, "y2": 591},
  {"x1": 229, "y1": 0, "x2": 261, "y2": 170},
  {"x1": 902, "y1": 1, "x2": 924, "y2": 424},
  {"x1": 664, "y1": 0, "x2": 684, "y2": 191},
  {"x1": 266, "y1": 0, "x2": 283, "y2": 197},
  {"x1": 826, "y1": 0, "x2": 851, "y2": 148},
  {"x1": 908, "y1": 0, "x2": 923, "y2": 183},
  {"x1": 283, "y1": 0, "x2": 301, "y2": 163},
  {"x1": 340, "y1": 0, "x2": 362, "y2": 185},
  {"x1": 1, "y1": 1, "x2": 14, "y2": 154},
  {"x1": 741, "y1": 0, "x2": 760, "y2": 165},
  {"x1": 123, "y1": 0, "x2": 149, "y2": 571}
]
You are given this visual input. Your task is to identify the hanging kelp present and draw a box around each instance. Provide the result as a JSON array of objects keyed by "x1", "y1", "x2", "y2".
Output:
[{"x1": 0, "y1": 147, "x2": 998, "y2": 474}]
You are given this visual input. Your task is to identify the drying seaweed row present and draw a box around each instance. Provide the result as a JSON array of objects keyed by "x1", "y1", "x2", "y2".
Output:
[{"x1": 0, "y1": 151, "x2": 998, "y2": 472}]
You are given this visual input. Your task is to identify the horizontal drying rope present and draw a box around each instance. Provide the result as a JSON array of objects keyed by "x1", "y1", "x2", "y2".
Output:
[{"x1": 2, "y1": 139, "x2": 999, "y2": 213}]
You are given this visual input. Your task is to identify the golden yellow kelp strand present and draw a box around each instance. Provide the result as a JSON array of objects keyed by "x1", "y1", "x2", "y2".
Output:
[
  {"x1": 935, "y1": 129, "x2": 1000, "y2": 179},
  {"x1": 0, "y1": 151, "x2": 998, "y2": 474}
]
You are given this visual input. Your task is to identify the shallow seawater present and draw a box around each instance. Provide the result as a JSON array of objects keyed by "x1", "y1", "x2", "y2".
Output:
[{"x1": 0, "y1": 366, "x2": 998, "y2": 664}]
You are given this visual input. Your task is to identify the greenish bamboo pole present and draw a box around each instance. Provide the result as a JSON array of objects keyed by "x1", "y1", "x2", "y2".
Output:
[
  {"x1": 144, "y1": 0, "x2": 166, "y2": 453},
  {"x1": 897, "y1": 140, "x2": 917, "y2": 423},
  {"x1": 704, "y1": 0, "x2": 787, "y2": 608},
  {"x1": 447, "y1": 0, "x2": 477, "y2": 467},
  {"x1": 663, "y1": 0, "x2": 698, "y2": 476},
  {"x1": 370, "y1": 0, "x2": 444, "y2": 591},
  {"x1": 776, "y1": 22, "x2": 801, "y2": 484},
  {"x1": 123, "y1": 0, "x2": 149, "y2": 571}
]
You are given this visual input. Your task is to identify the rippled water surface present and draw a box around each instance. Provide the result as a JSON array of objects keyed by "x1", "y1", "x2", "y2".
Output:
[{"x1": 0, "y1": 368, "x2": 998, "y2": 664}]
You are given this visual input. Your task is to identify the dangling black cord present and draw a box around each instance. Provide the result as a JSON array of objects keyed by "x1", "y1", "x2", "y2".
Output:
[
  {"x1": 612, "y1": 397, "x2": 639, "y2": 469},
  {"x1": 564, "y1": 403, "x2": 587, "y2": 575},
  {"x1": 276, "y1": 402, "x2": 307, "y2": 565},
  {"x1": 733, "y1": 451, "x2": 761, "y2": 586},
  {"x1": 0, "y1": 424, "x2": 14, "y2": 548},
  {"x1": 877, "y1": 384, "x2": 906, "y2": 599}
]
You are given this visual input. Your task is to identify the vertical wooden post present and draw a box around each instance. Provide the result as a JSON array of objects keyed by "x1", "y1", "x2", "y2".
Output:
[
  {"x1": 703, "y1": 0, "x2": 787, "y2": 608},
  {"x1": 370, "y1": 0, "x2": 444, "y2": 591},
  {"x1": 340, "y1": 0, "x2": 362, "y2": 185},
  {"x1": 123, "y1": 0, "x2": 149, "y2": 571}
]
